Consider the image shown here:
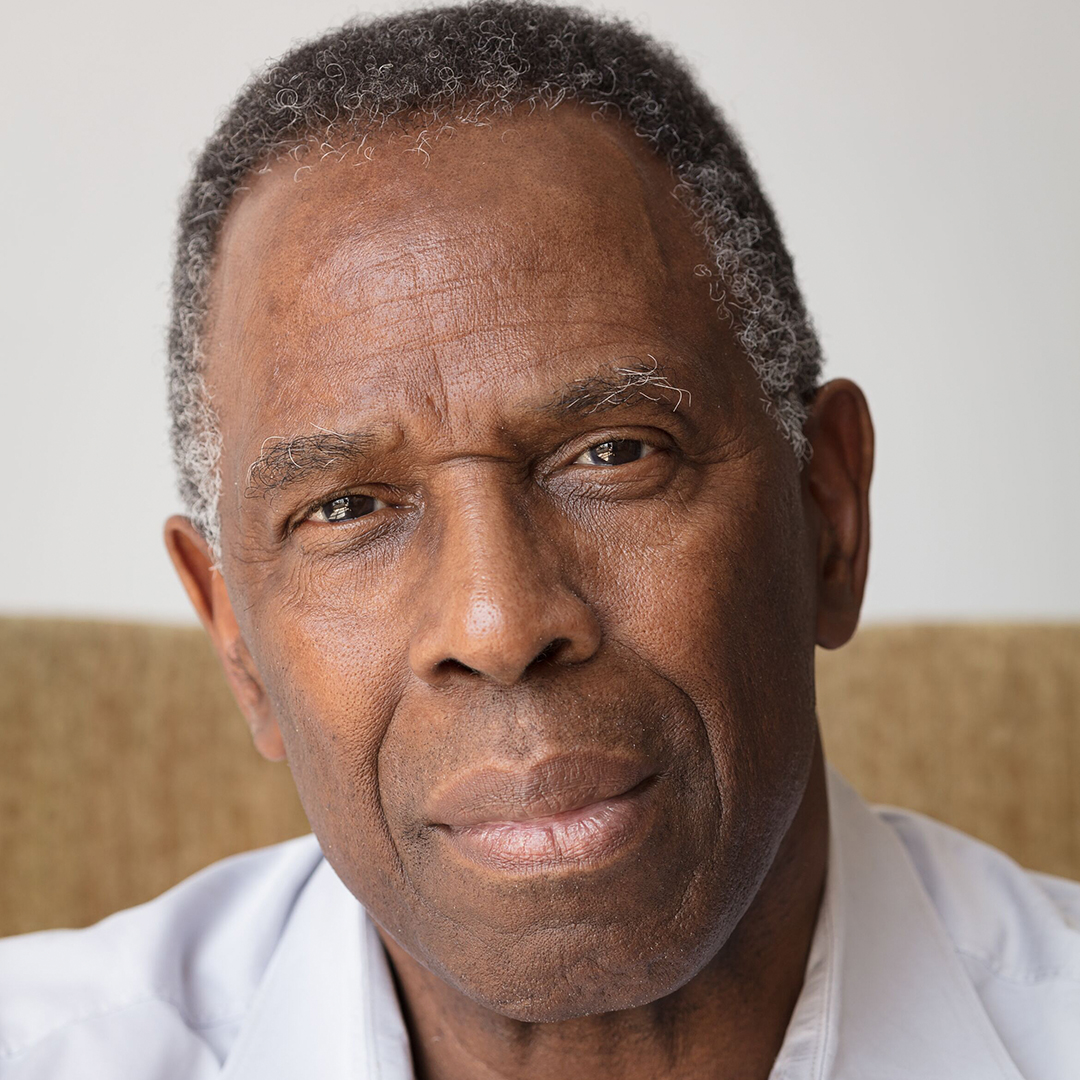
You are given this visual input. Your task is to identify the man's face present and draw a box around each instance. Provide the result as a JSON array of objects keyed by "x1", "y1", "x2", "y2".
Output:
[{"x1": 200, "y1": 106, "x2": 821, "y2": 1020}]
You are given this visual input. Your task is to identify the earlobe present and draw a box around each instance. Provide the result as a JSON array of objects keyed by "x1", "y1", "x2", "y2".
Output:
[
  {"x1": 163, "y1": 516, "x2": 287, "y2": 762},
  {"x1": 802, "y1": 380, "x2": 875, "y2": 650}
]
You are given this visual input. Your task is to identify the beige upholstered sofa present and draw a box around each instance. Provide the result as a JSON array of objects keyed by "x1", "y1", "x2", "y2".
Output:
[{"x1": 1, "y1": 617, "x2": 1077, "y2": 938}]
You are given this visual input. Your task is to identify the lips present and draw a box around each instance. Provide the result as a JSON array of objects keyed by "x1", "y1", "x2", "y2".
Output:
[{"x1": 426, "y1": 752, "x2": 659, "y2": 871}]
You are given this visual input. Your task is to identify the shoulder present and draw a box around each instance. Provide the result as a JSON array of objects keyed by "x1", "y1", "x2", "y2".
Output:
[
  {"x1": 878, "y1": 804, "x2": 1080, "y2": 1073},
  {"x1": 0, "y1": 834, "x2": 323, "y2": 1075}
]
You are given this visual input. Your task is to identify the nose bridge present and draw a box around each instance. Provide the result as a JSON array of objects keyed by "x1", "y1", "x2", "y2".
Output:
[{"x1": 410, "y1": 463, "x2": 600, "y2": 686}]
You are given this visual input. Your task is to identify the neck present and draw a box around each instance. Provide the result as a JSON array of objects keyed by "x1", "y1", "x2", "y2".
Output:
[{"x1": 382, "y1": 747, "x2": 829, "y2": 1080}]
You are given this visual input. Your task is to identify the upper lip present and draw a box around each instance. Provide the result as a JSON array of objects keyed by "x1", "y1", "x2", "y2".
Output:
[{"x1": 426, "y1": 752, "x2": 657, "y2": 828}]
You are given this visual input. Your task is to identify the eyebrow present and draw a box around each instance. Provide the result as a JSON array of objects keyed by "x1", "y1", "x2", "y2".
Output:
[
  {"x1": 542, "y1": 358, "x2": 692, "y2": 417},
  {"x1": 245, "y1": 429, "x2": 374, "y2": 499},
  {"x1": 243, "y1": 360, "x2": 693, "y2": 499}
]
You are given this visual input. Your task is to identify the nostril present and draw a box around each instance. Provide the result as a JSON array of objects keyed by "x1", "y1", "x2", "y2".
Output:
[
  {"x1": 531, "y1": 638, "x2": 567, "y2": 667},
  {"x1": 428, "y1": 639, "x2": 569, "y2": 685},
  {"x1": 435, "y1": 657, "x2": 481, "y2": 679}
]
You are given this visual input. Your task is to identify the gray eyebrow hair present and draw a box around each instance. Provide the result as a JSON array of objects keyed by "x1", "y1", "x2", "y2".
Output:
[
  {"x1": 546, "y1": 358, "x2": 692, "y2": 416},
  {"x1": 245, "y1": 429, "x2": 374, "y2": 498}
]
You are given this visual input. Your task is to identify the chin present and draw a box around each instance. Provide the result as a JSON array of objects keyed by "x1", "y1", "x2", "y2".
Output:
[{"x1": 422, "y1": 910, "x2": 731, "y2": 1024}]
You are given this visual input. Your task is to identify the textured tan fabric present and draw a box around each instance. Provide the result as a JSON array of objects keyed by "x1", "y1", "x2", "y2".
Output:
[
  {"x1": 817, "y1": 623, "x2": 1080, "y2": 882},
  {"x1": 0, "y1": 619, "x2": 308, "y2": 937},
  {"x1": 0, "y1": 617, "x2": 1077, "y2": 936}
]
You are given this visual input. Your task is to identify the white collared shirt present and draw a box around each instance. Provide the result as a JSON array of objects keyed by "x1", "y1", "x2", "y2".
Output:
[{"x1": 2, "y1": 767, "x2": 1078, "y2": 1078}]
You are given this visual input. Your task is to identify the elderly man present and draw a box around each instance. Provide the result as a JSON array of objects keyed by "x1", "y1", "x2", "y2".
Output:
[{"x1": 1, "y1": 2, "x2": 1077, "y2": 1077}]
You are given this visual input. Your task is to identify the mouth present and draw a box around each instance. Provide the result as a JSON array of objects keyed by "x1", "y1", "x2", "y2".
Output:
[{"x1": 427, "y1": 753, "x2": 660, "y2": 873}]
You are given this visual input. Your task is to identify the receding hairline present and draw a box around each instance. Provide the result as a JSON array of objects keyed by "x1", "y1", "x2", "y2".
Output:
[{"x1": 200, "y1": 99, "x2": 715, "y2": 381}]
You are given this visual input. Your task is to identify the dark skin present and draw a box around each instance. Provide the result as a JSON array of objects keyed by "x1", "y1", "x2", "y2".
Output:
[{"x1": 166, "y1": 105, "x2": 873, "y2": 1080}]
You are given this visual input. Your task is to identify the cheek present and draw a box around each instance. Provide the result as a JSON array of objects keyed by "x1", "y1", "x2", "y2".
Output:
[
  {"x1": 595, "y1": 456, "x2": 815, "y2": 697},
  {"x1": 243, "y1": 568, "x2": 413, "y2": 878},
  {"x1": 591, "y1": 453, "x2": 818, "y2": 817}
]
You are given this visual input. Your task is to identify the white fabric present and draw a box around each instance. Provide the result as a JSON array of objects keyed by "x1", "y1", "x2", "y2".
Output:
[{"x1": 2, "y1": 767, "x2": 1078, "y2": 1079}]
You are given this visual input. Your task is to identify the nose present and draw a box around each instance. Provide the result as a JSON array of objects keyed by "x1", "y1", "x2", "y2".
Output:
[{"x1": 408, "y1": 473, "x2": 602, "y2": 688}]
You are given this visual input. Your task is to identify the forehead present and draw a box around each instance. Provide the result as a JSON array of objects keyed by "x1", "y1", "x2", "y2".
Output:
[
  {"x1": 204, "y1": 104, "x2": 733, "y2": 479},
  {"x1": 213, "y1": 105, "x2": 696, "y2": 287}
]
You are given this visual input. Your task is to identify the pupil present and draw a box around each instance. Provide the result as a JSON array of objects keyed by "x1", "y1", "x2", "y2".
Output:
[{"x1": 590, "y1": 440, "x2": 641, "y2": 465}]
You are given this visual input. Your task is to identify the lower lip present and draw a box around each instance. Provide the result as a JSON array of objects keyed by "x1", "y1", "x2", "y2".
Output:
[{"x1": 438, "y1": 781, "x2": 656, "y2": 872}]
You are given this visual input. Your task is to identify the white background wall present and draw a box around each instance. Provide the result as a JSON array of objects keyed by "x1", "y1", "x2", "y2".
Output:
[{"x1": 2, "y1": 0, "x2": 1077, "y2": 624}]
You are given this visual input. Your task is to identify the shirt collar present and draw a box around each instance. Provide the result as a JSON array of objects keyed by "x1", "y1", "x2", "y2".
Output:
[
  {"x1": 220, "y1": 856, "x2": 413, "y2": 1080},
  {"x1": 771, "y1": 766, "x2": 1024, "y2": 1080},
  {"x1": 225, "y1": 767, "x2": 1026, "y2": 1080}
]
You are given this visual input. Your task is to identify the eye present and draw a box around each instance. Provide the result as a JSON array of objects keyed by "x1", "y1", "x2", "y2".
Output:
[
  {"x1": 307, "y1": 494, "x2": 387, "y2": 523},
  {"x1": 574, "y1": 439, "x2": 652, "y2": 467}
]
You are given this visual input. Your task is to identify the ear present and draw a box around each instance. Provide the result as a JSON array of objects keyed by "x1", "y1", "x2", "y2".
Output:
[
  {"x1": 801, "y1": 380, "x2": 875, "y2": 650},
  {"x1": 164, "y1": 516, "x2": 287, "y2": 762}
]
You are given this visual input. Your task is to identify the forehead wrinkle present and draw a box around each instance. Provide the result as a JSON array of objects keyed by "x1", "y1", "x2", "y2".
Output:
[
  {"x1": 214, "y1": 104, "x2": 701, "y2": 304},
  {"x1": 242, "y1": 337, "x2": 687, "y2": 429},
  {"x1": 297, "y1": 216, "x2": 673, "y2": 332},
  {"x1": 248, "y1": 116, "x2": 682, "y2": 311},
  {"x1": 240, "y1": 297, "x2": 691, "y2": 401},
  {"x1": 285, "y1": 275, "x2": 673, "y2": 350},
  {"x1": 218, "y1": 224, "x2": 680, "y2": 416},
  {"x1": 211, "y1": 109, "x2": 704, "y2": 341}
]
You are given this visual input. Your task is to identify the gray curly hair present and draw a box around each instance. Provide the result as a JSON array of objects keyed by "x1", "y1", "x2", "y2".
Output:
[{"x1": 169, "y1": 0, "x2": 823, "y2": 554}]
